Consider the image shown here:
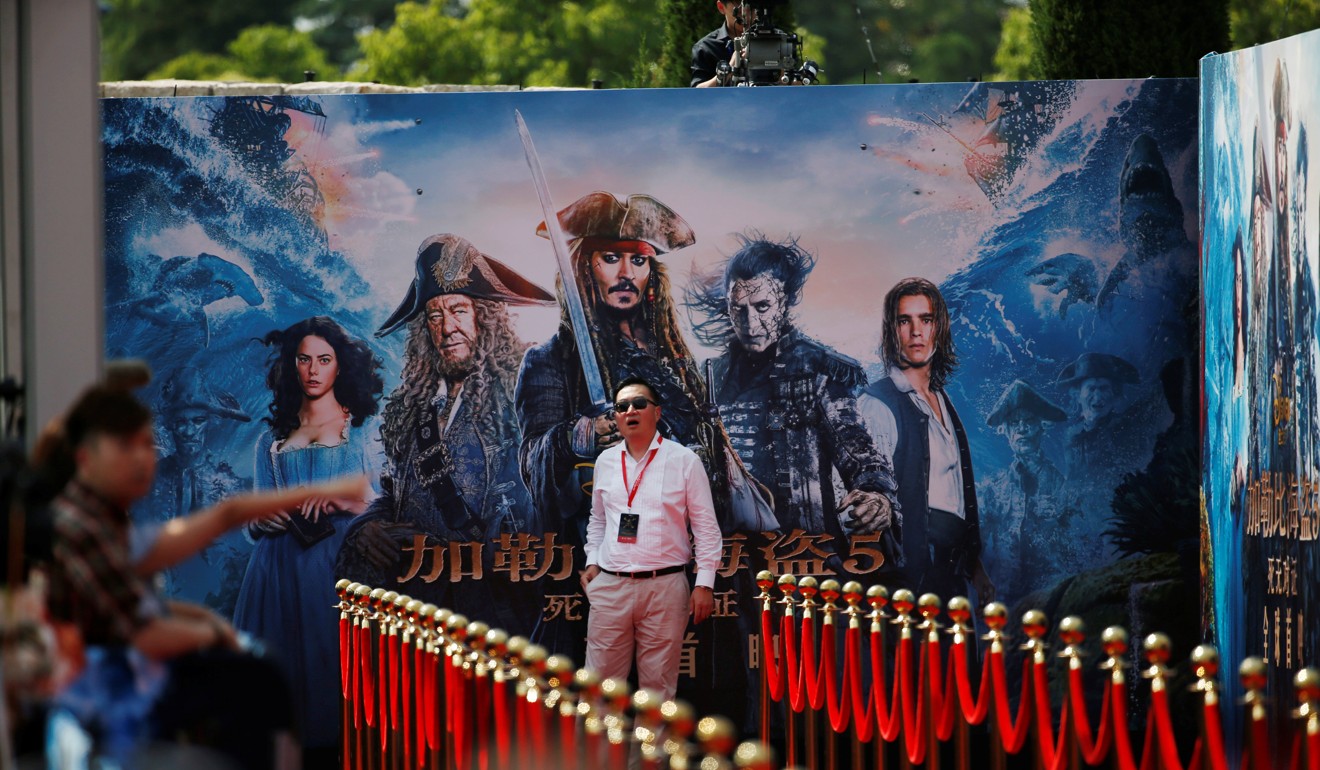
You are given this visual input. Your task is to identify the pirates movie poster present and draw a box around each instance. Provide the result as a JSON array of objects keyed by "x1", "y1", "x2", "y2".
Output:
[
  {"x1": 103, "y1": 80, "x2": 1198, "y2": 738},
  {"x1": 1203, "y1": 27, "x2": 1320, "y2": 758}
]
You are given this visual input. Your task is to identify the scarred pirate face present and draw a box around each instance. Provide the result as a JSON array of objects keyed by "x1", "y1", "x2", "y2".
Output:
[{"x1": 728, "y1": 273, "x2": 789, "y2": 354}]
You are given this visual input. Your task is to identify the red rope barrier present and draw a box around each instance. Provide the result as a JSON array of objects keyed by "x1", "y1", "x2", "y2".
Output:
[
  {"x1": 361, "y1": 621, "x2": 375, "y2": 729},
  {"x1": 1201, "y1": 694, "x2": 1227, "y2": 770},
  {"x1": 820, "y1": 622, "x2": 851, "y2": 732},
  {"x1": 802, "y1": 614, "x2": 826, "y2": 711},
  {"x1": 761, "y1": 606, "x2": 783, "y2": 702},
  {"x1": 846, "y1": 625, "x2": 875, "y2": 742},
  {"x1": 559, "y1": 702, "x2": 577, "y2": 768},
  {"x1": 951, "y1": 640, "x2": 991, "y2": 724},
  {"x1": 425, "y1": 645, "x2": 439, "y2": 755},
  {"x1": 877, "y1": 629, "x2": 903, "y2": 742},
  {"x1": 341, "y1": 614, "x2": 351, "y2": 700},
  {"x1": 1108, "y1": 676, "x2": 1139, "y2": 770},
  {"x1": 987, "y1": 651, "x2": 1033, "y2": 754},
  {"x1": 413, "y1": 642, "x2": 426, "y2": 768},
  {"x1": 1309, "y1": 729, "x2": 1320, "y2": 770},
  {"x1": 379, "y1": 628, "x2": 390, "y2": 752},
  {"x1": 783, "y1": 611, "x2": 806, "y2": 713},
  {"x1": 1066, "y1": 665, "x2": 1113, "y2": 764},
  {"x1": 493, "y1": 671, "x2": 512, "y2": 770},
  {"x1": 1031, "y1": 657, "x2": 1062, "y2": 769},
  {"x1": 451, "y1": 656, "x2": 468, "y2": 770},
  {"x1": 401, "y1": 635, "x2": 413, "y2": 770},
  {"x1": 899, "y1": 635, "x2": 926, "y2": 765},
  {"x1": 935, "y1": 645, "x2": 959, "y2": 741},
  {"x1": 475, "y1": 666, "x2": 491, "y2": 770},
  {"x1": 389, "y1": 629, "x2": 401, "y2": 733},
  {"x1": 1150, "y1": 686, "x2": 1186, "y2": 770}
]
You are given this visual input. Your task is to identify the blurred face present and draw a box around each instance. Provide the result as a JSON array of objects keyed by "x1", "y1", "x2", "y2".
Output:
[
  {"x1": 426, "y1": 294, "x2": 479, "y2": 378},
  {"x1": 591, "y1": 250, "x2": 651, "y2": 313},
  {"x1": 728, "y1": 273, "x2": 788, "y2": 353},
  {"x1": 171, "y1": 407, "x2": 210, "y2": 461},
  {"x1": 895, "y1": 294, "x2": 936, "y2": 368},
  {"x1": 1078, "y1": 378, "x2": 1116, "y2": 425},
  {"x1": 1004, "y1": 416, "x2": 1044, "y2": 456},
  {"x1": 76, "y1": 427, "x2": 157, "y2": 507},
  {"x1": 615, "y1": 383, "x2": 661, "y2": 444},
  {"x1": 295, "y1": 334, "x2": 338, "y2": 400},
  {"x1": 718, "y1": 0, "x2": 750, "y2": 34}
]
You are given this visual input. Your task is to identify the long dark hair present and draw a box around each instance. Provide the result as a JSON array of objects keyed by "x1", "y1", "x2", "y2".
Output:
[
  {"x1": 261, "y1": 316, "x2": 384, "y2": 441},
  {"x1": 880, "y1": 277, "x2": 958, "y2": 391}
]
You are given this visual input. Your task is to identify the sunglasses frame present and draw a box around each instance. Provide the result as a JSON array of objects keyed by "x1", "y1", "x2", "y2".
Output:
[{"x1": 613, "y1": 396, "x2": 658, "y2": 414}]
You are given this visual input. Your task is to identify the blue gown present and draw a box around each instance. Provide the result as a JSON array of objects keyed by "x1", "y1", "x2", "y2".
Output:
[{"x1": 232, "y1": 421, "x2": 380, "y2": 750}]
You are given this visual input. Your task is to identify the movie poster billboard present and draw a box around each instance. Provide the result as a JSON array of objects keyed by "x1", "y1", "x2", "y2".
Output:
[
  {"x1": 103, "y1": 79, "x2": 1198, "y2": 745},
  {"x1": 1203, "y1": 28, "x2": 1320, "y2": 758}
]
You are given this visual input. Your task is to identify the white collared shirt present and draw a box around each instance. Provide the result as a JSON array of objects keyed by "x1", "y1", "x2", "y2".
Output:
[
  {"x1": 585, "y1": 432, "x2": 723, "y2": 588},
  {"x1": 857, "y1": 366, "x2": 966, "y2": 519}
]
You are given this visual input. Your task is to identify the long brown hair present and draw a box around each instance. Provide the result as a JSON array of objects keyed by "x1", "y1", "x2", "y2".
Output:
[{"x1": 880, "y1": 277, "x2": 959, "y2": 391}]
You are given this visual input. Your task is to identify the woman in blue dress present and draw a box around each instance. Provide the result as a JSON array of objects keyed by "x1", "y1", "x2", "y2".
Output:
[{"x1": 233, "y1": 316, "x2": 384, "y2": 759}]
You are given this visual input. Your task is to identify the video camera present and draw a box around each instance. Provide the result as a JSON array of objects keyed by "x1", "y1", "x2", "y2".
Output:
[{"x1": 721, "y1": 0, "x2": 821, "y2": 86}]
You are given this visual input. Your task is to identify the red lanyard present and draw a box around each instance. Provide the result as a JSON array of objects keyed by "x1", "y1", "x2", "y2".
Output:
[{"x1": 621, "y1": 437, "x2": 662, "y2": 509}]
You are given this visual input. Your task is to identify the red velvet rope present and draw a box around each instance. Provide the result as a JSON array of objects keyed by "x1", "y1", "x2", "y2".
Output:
[
  {"x1": 531, "y1": 690, "x2": 549, "y2": 760},
  {"x1": 877, "y1": 630, "x2": 903, "y2": 742},
  {"x1": 341, "y1": 615, "x2": 351, "y2": 699},
  {"x1": 987, "y1": 651, "x2": 1033, "y2": 754},
  {"x1": 413, "y1": 643, "x2": 425, "y2": 768},
  {"x1": 401, "y1": 638, "x2": 413, "y2": 769},
  {"x1": 761, "y1": 605, "x2": 783, "y2": 701},
  {"x1": 1065, "y1": 665, "x2": 1113, "y2": 764},
  {"x1": 379, "y1": 629, "x2": 390, "y2": 751},
  {"x1": 492, "y1": 672, "x2": 512, "y2": 770},
  {"x1": 1309, "y1": 728, "x2": 1320, "y2": 770},
  {"x1": 935, "y1": 644, "x2": 960, "y2": 741},
  {"x1": 451, "y1": 656, "x2": 467, "y2": 770},
  {"x1": 475, "y1": 667, "x2": 491, "y2": 770},
  {"x1": 783, "y1": 611, "x2": 806, "y2": 713},
  {"x1": 801, "y1": 614, "x2": 826, "y2": 711},
  {"x1": 425, "y1": 647, "x2": 439, "y2": 754},
  {"x1": 559, "y1": 703, "x2": 577, "y2": 768},
  {"x1": 350, "y1": 619, "x2": 362, "y2": 730},
  {"x1": 389, "y1": 631, "x2": 401, "y2": 732},
  {"x1": 819, "y1": 623, "x2": 851, "y2": 732},
  {"x1": 361, "y1": 621, "x2": 375, "y2": 728},
  {"x1": 1291, "y1": 731, "x2": 1305, "y2": 770},
  {"x1": 1150, "y1": 685, "x2": 1188, "y2": 770},
  {"x1": 900, "y1": 635, "x2": 926, "y2": 765},
  {"x1": 846, "y1": 625, "x2": 875, "y2": 742},
  {"x1": 951, "y1": 639, "x2": 991, "y2": 724},
  {"x1": 1031, "y1": 657, "x2": 1064, "y2": 769}
]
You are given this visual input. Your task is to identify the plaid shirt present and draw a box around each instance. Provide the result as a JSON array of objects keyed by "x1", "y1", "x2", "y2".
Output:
[{"x1": 47, "y1": 481, "x2": 164, "y2": 646}]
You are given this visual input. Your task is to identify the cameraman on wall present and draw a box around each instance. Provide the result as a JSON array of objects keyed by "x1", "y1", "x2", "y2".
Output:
[{"x1": 690, "y1": 0, "x2": 750, "y2": 87}]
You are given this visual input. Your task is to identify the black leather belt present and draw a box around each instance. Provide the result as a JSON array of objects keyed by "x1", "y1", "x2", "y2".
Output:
[{"x1": 599, "y1": 565, "x2": 685, "y2": 579}]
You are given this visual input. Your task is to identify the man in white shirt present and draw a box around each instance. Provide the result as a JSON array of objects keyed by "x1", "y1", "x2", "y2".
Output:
[
  {"x1": 579, "y1": 376, "x2": 723, "y2": 701},
  {"x1": 857, "y1": 278, "x2": 995, "y2": 604}
]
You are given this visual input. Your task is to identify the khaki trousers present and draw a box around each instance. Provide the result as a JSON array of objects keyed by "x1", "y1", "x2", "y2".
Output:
[{"x1": 584, "y1": 570, "x2": 690, "y2": 702}]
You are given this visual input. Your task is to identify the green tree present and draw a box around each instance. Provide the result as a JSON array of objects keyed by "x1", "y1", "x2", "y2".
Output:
[
  {"x1": 101, "y1": 0, "x2": 299, "y2": 80},
  {"x1": 655, "y1": 0, "x2": 713, "y2": 88},
  {"x1": 1230, "y1": 0, "x2": 1320, "y2": 48},
  {"x1": 227, "y1": 25, "x2": 336, "y2": 82},
  {"x1": 990, "y1": 4, "x2": 1034, "y2": 81},
  {"x1": 356, "y1": 0, "x2": 664, "y2": 88},
  {"x1": 295, "y1": 0, "x2": 403, "y2": 70},
  {"x1": 147, "y1": 52, "x2": 252, "y2": 82},
  {"x1": 1029, "y1": 0, "x2": 1229, "y2": 79}
]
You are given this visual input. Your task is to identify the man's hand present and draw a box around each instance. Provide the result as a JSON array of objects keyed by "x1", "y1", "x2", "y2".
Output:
[
  {"x1": 299, "y1": 496, "x2": 341, "y2": 523},
  {"x1": 579, "y1": 565, "x2": 601, "y2": 592},
  {"x1": 571, "y1": 413, "x2": 621, "y2": 455},
  {"x1": 839, "y1": 490, "x2": 893, "y2": 533},
  {"x1": 252, "y1": 510, "x2": 293, "y2": 534},
  {"x1": 691, "y1": 586, "x2": 714, "y2": 624}
]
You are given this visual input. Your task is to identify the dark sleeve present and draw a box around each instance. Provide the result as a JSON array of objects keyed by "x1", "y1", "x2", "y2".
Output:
[
  {"x1": 514, "y1": 342, "x2": 591, "y2": 527},
  {"x1": 820, "y1": 375, "x2": 899, "y2": 498},
  {"x1": 51, "y1": 512, "x2": 160, "y2": 644},
  {"x1": 691, "y1": 36, "x2": 718, "y2": 87}
]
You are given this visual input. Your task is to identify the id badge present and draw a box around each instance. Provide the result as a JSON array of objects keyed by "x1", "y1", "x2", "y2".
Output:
[{"x1": 618, "y1": 512, "x2": 640, "y2": 544}]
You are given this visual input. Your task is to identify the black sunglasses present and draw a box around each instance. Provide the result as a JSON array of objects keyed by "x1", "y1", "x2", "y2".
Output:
[{"x1": 613, "y1": 396, "x2": 658, "y2": 414}]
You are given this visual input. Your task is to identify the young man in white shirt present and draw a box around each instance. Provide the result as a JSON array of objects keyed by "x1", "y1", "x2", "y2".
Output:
[{"x1": 579, "y1": 375, "x2": 723, "y2": 701}]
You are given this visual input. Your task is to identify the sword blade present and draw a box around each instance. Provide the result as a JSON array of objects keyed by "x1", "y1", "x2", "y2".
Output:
[{"x1": 514, "y1": 110, "x2": 609, "y2": 410}]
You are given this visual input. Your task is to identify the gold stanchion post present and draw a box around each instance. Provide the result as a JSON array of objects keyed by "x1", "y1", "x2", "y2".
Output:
[
  {"x1": 945, "y1": 596, "x2": 973, "y2": 770},
  {"x1": 1057, "y1": 616, "x2": 1086, "y2": 770},
  {"x1": 890, "y1": 589, "x2": 916, "y2": 770},
  {"x1": 867, "y1": 584, "x2": 891, "y2": 770},
  {"x1": 778, "y1": 574, "x2": 801, "y2": 769},
  {"x1": 917, "y1": 593, "x2": 944, "y2": 770},
  {"x1": 756, "y1": 570, "x2": 777, "y2": 746},
  {"x1": 1019, "y1": 609, "x2": 1050, "y2": 770}
]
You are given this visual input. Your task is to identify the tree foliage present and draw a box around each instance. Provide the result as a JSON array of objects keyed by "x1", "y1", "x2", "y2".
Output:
[
  {"x1": 355, "y1": 0, "x2": 664, "y2": 89},
  {"x1": 990, "y1": 4, "x2": 1034, "y2": 81},
  {"x1": 1229, "y1": 0, "x2": 1320, "y2": 48},
  {"x1": 148, "y1": 25, "x2": 335, "y2": 83},
  {"x1": 101, "y1": 0, "x2": 300, "y2": 81},
  {"x1": 295, "y1": 0, "x2": 403, "y2": 70},
  {"x1": 1028, "y1": 0, "x2": 1228, "y2": 79}
]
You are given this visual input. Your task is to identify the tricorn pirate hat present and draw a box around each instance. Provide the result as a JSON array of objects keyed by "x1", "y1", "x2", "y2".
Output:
[
  {"x1": 535, "y1": 191, "x2": 696, "y2": 255},
  {"x1": 1056, "y1": 352, "x2": 1139, "y2": 389},
  {"x1": 376, "y1": 233, "x2": 555, "y2": 338},
  {"x1": 986, "y1": 380, "x2": 1067, "y2": 427}
]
